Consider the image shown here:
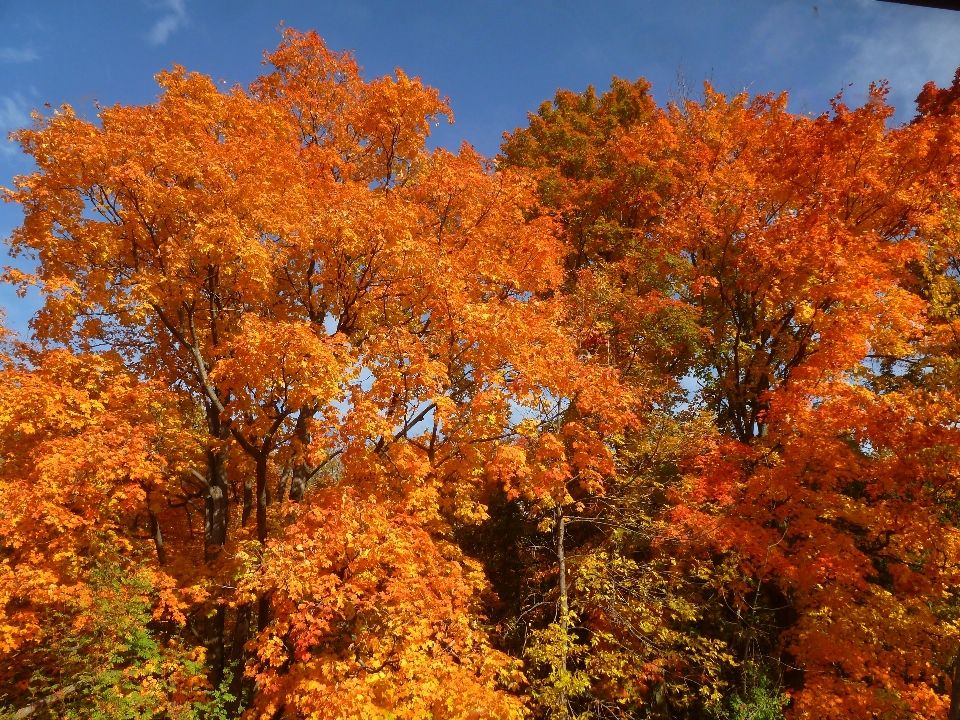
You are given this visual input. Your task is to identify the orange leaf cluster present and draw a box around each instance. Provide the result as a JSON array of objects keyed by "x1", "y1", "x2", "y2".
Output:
[{"x1": 3, "y1": 30, "x2": 960, "y2": 720}]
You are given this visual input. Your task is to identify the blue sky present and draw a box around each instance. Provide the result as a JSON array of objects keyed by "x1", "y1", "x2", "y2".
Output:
[{"x1": 2, "y1": 0, "x2": 960, "y2": 332}]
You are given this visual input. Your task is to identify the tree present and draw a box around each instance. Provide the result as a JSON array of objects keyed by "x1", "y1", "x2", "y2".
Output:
[
  {"x1": 501, "y1": 73, "x2": 960, "y2": 718},
  {"x1": 6, "y1": 27, "x2": 960, "y2": 720},
  {"x1": 3, "y1": 29, "x2": 625, "y2": 717},
  {"x1": 0, "y1": 343, "x2": 217, "y2": 717}
]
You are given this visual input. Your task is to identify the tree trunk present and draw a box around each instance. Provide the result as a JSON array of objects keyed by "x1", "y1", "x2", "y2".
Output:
[
  {"x1": 202, "y1": 399, "x2": 231, "y2": 696},
  {"x1": 289, "y1": 409, "x2": 315, "y2": 503},
  {"x1": 556, "y1": 504, "x2": 570, "y2": 718},
  {"x1": 258, "y1": 592, "x2": 272, "y2": 633},
  {"x1": 288, "y1": 462, "x2": 310, "y2": 503},
  {"x1": 205, "y1": 604, "x2": 226, "y2": 690},
  {"x1": 204, "y1": 448, "x2": 229, "y2": 563},
  {"x1": 148, "y1": 510, "x2": 166, "y2": 566},
  {"x1": 13, "y1": 685, "x2": 77, "y2": 719},
  {"x1": 256, "y1": 454, "x2": 269, "y2": 544},
  {"x1": 949, "y1": 660, "x2": 960, "y2": 720},
  {"x1": 277, "y1": 466, "x2": 291, "y2": 504},
  {"x1": 557, "y1": 505, "x2": 569, "y2": 630},
  {"x1": 227, "y1": 604, "x2": 251, "y2": 717},
  {"x1": 241, "y1": 477, "x2": 253, "y2": 527}
]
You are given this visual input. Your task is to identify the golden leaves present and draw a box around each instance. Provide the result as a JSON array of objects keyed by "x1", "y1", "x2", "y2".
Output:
[
  {"x1": 9, "y1": 23, "x2": 960, "y2": 720},
  {"x1": 243, "y1": 491, "x2": 524, "y2": 719}
]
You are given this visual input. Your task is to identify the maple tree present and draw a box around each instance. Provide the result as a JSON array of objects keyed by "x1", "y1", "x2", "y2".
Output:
[
  {"x1": 500, "y1": 69, "x2": 960, "y2": 719},
  {"x1": 2, "y1": 29, "x2": 624, "y2": 719},
  {"x1": 3, "y1": 27, "x2": 960, "y2": 720},
  {"x1": 0, "y1": 344, "x2": 216, "y2": 716}
]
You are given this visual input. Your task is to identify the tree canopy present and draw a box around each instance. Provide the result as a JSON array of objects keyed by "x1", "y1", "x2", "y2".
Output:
[{"x1": 2, "y1": 29, "x2": 960, "y2": 720}]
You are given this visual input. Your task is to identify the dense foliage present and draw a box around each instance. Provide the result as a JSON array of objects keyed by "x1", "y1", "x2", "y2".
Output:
[{"x1": 2, "y1": 30, "x2": 960, "y2": 719}]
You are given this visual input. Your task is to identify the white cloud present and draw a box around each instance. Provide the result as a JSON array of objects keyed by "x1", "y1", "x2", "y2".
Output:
[
  {"x1": 147, "y1": 0, "x2": 188, "y2": 46},
  {"x1": 838, "y1": 7, "x2": 960, "y2": 116},
  {"x1": 0, "y1": 94, "x2": 32, "y2": 156},
  {"x1": 742, "y1": 1, "x2": 960, "y2": 121},
  {"x1": 0, "y1": 47, "x2": 38, "y2": 64}
]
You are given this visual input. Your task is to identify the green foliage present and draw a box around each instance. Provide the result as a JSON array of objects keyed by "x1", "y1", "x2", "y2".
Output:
[
  {"x1": 2, "y1": 560, "x2": 232, "y2": 720},
  {"x1": 526, "y1": 614, "x2": 593, "y2": 719},
  {"x1": 711, "y1": 665, "x2": 789, "y2": 720}
]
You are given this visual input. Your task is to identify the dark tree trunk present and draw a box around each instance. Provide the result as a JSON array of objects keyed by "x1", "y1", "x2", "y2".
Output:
[
  {"x1": 201, "y1": 445, "x2": 230, "y2": 694},
  {"x1": 258, "y1": 593, "x2": 272, "y2": 633},
  {"x1": 556, "y1": 504, "x2": 570, "y2": 717},
  {"x1": 288, "y1": 462, "x2": 310, "y2": 503},
  {"x1": 950, "y1": 661, "x2": 960, "y2": 720},
  {"x1": 204, "y1": 448, "x2": 230, "y2": 563},
  {"x1": 256, "y1": 455, "x2": 269, "y2": 544},
  {"x1": 148, "y1": 510, "x2": 166, "y2": 565},
  {"x1": 205, "y1": 605, "x2": 226, "y2": 690},
  {"x1": 277, "y1": 466, "x2": 291, "y2": 504},
  {"x1": 226, "y1": 604, "x2": 251, "y2": 717},
  {"x1": 241, "y1": 477, "x2": 253, "y2": 527},
  {"x1": 288, "y1": 409, "x2": 316, "y2": 503},
  {"x1": 253, "y1": 451, "x2": 271, "y2": 635}
]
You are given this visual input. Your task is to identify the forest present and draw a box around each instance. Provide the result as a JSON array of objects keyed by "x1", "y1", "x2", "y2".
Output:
[{"x1": 1, "y1": 28, "x2": 960, "y2": 720}]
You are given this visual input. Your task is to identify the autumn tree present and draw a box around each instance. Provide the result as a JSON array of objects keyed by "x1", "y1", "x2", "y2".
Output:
[
  {"x1": 501, "y1": 72, "x2": 960, "y2": 718},
  {"x1": 0, "y1": 336, "x2": 220, "y2": 717},
  {"x1": 5, "y1": 25, "x2": 960, "y2": 720},
  {"x1": 3, "y1": 29, "x2": 627, "y2": 718}
]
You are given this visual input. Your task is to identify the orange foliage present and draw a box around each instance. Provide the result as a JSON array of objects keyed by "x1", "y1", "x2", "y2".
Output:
[
  {"x1": 503, "y1": 70, "x2": 960, "y2": 718},
  {"x1": 2, "y1": 29, "x2": 624, "y2": 717},
  {"x1": 240, "y1": 491, "x2": 524, "y2": 719},
  {"x1": 0, "y1": 346, "x2": 208, "y2": 705},
  {"x1": 3, "y1": 26, "x2": 960, "y2": 720}
]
